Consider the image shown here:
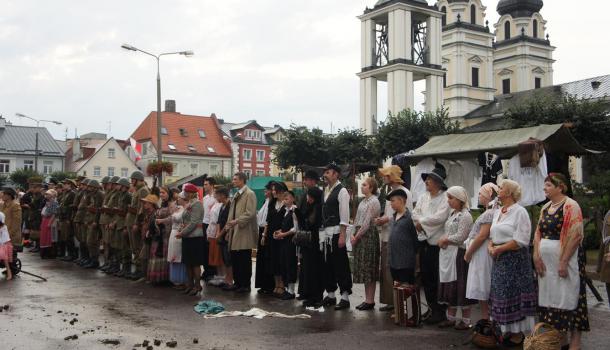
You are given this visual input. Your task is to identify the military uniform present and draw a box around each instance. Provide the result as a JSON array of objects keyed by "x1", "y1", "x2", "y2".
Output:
[
  {"x1": 84, "y1": 180, "x2": 104, "y2": 268},
  {"x1": 125, "y1": 171, "x2": 149, "y2": 279},
  {"x1": 112, "y1": 177, "x2": 133, "y2": 277},
  {"x1": 98, "y1": 176, "x2": 113, "y2": 270},
  {"x1": 28, "y1": 187, "x2": 45, "y2": 252},
  {"x1": 74, "y1": 180, "x2": 91, "y2": 264},
  {"x1": 101, "y1": 176, "x2": 121, "y2": 273},
  {"x1": 58, "y1": 181, "x2": 77, "y2": 259}
]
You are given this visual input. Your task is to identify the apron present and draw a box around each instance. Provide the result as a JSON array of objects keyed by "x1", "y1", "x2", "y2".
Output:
[
  {"x1": 439, "y1": 245, "x2": 458, "y2": 283},
  {"x1": 538, "y1": 239, "x2": 579, "y2": 310}
]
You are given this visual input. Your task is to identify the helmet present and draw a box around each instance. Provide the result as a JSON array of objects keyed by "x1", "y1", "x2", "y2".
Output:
[
  {"x1": 109, "y1": 176, "x2": 121, "y2": 184},
  {"x1": 81, "y1": 179, "x2": 90, "y2": 186},
  {"x1": 88, "y1": 179, "x2": 100, "y2": 189},
  {"x1": 118, "y1": 177, "x2": 131, "y2": 187},
  {"x1": 130, "y1": 170, "x2": 145, "y2": 181},
  {"x1": 101, "y1": 176, "x2": 111, "y2": 184}
]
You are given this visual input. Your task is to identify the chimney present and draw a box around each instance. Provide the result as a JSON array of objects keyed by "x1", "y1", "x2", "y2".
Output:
[
  {"x1": 72, "y1": 138, "x2": 82, "y2": 162},
  {"x1": 0, "y1": 116, "x2": 5, "y2": 129},
  {"x1": 164, "y1": 100, "x2": 176, "y2": 113}
]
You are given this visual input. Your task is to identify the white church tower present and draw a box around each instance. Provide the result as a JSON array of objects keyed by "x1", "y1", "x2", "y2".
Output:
[
  {"x1": 358, "y1": 0, "x2": 445, "y2": 135},
  {"x1": 438, "y1": 0, "x2": 495, "y2": 118},
  {"x1": 493, "y1": 0, "x2": 555, "y2": 94}
]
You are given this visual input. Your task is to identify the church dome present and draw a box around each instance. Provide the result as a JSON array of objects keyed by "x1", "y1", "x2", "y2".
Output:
[{"x1": 497, "y1": 0, "x2": 543, "y2": 18}]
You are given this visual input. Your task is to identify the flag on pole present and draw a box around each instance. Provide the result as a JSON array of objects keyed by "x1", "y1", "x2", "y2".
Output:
[{"x1": 129, "y1": 137, "x2": 142, "y2": 162}]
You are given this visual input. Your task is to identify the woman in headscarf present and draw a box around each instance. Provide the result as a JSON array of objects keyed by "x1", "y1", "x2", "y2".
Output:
[
  {"x1": 464, "y1": 183, "x2": 499, "y2": 320},
  {"x1": 167, "y1": 191, "x2": 189, "y2": 289},
  {"x1": 533, "y1": 173, "x2": 589, "y2": 349},
  {"x1": 39, "y1": 189, "x2": 59, "y2": 259},
  {"x1": 437, "y1": 186, "x2": 474, "y2": 330}
]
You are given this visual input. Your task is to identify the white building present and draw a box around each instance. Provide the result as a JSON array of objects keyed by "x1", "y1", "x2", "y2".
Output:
[{"x1": 66, "y1": 134, "x2": 139, "y2": 179}]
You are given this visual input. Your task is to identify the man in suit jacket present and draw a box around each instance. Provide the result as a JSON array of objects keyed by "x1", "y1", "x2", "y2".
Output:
[{"x1": 226, "y1": 172, "x2": 258, "y2": 293}]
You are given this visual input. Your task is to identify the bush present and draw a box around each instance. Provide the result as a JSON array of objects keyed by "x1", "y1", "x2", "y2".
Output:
[
  {"x1": 50, "y1": 171, "x2": 78, "y2": 182},
  {"x1": 9, "y1": 169, "x2": 42, "y2": 190}
]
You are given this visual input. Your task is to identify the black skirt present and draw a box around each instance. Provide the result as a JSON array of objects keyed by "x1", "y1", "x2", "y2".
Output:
[{"x1": 181, "y1": 236, "x2": 207, "y2": 266}]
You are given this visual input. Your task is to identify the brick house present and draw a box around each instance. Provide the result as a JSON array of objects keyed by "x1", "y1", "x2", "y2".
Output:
[{"x1": 219, "y1": 119, "x2": 272, "y2": 178}]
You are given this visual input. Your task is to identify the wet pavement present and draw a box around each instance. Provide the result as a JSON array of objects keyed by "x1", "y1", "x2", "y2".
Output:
[{"x1": 1, "y1": 253, "x2": 609, "y2": 350}]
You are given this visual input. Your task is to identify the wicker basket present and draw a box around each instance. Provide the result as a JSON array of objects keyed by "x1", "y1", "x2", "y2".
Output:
[
  {"x1": 471, "y1": 319, "x2": 498, "y2": 349},
  {"x1": 524, "y1": 323, "x2": 561, "y2": 350}
]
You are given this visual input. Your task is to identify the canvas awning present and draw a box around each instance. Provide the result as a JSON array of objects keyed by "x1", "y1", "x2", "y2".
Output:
[{"x1": 404, "y1": 124, "x2": 595, "y2": 162}]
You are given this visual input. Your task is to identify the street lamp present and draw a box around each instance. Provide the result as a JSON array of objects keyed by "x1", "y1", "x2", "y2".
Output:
[
  {"x1": 121, "y1": 43, "x2": 194, "y2": 185},
  {"x1": 15, "y1": 113, "x2": 62, "y2": 173}
]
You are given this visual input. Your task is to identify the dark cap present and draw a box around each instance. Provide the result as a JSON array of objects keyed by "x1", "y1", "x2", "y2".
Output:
[
  {"x1": 264, "y1": 181, "x2": 275, "y2": 190},
  {"x1": 323, "y1": 162, "x2": 341, "y2": 173},
  {"x1": 303, "y1": 170, "x2": 320, "y2": 181},
  {"x1": 273, "y1": 182, "x2": 288, "y2": 192},
  {"x1": 421, "y1": 163, "x2": 448, "y2": 190},
  {"x1": 387, "y1": 189, "x2": 408, "y2": 200}
]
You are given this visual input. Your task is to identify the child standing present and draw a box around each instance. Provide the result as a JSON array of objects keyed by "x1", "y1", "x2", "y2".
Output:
[{"x1": 0, "y1": 212, "x2": 14, "y2": 280}]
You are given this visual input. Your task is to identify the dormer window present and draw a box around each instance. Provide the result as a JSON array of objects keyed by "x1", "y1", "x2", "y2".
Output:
[
  {"x1": 244, "y1": 129, "x2": 261, "y2": 141},
  {"x1": 179, "y1": 128, "x2": 188, "y2": 137},
  {"x1": 187, "y1": 145, "x2": 196, "y2": 152},
  {"x1": 168, "y1": 143, "x2": 176, "y2": 151},
  {"x1": 161, "y1": 127, "x2": 168, "y2": 135},
  {"x1": 198, "y1": 129, "x2": 206, "y2": 138},
  {"x1": 207, "y1": 146, "x2": 216, "y2": 153}
]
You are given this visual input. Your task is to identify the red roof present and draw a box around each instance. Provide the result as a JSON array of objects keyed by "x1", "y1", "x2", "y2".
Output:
[{"x1": 130, "y1": 112, "x2": 232, "y2": 158}]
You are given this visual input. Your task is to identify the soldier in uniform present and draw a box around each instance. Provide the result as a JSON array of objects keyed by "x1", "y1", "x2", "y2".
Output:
[
  {"x1": 59, "y1": 179, "x2": 78, "y2": 261},
  {"x1": 83, "y1": 179, "x2": 104, "y2": 269},
  {"x1": 27, "y1": 178, "x2": 45, "y2": 254},
  {"x1": 101, "y1": 176, "x2": 121, "y2": 273},
  {"x1": 74, "y1": 179, "x2": 91, "y2": 266},
  {"x1": 111, "y1": 177, "x2": 132, "y2": 277},
  {"x1": 125, "y1": 170, "x2": 149, "y2": 280},
  {"x1": 98, "y1": 176, "x2": 112, "y2": 271}
]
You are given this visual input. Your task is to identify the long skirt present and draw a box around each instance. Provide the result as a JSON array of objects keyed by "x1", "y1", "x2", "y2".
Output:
[
  {"x1": 39, "y1": 217, "x2": 54, "y2": 248},
  {"x1": 301, "y1": 243, "x2": 324, "y2": 302},
  {"x1": 279, "y1": 239, "x2": 298, "y2": 284},
  {"x1": 255, "y1": 228, "x2": 274, "y2": 290},
  {"x1": 490, "y1": 248, "x2": 537, "y2": 333},
  {"x1": 352, "y1": 226, "x2": 380, "y2": 284},
  {"x1": 379, "y1": 242, "x2": 394, "y2": 305},
  {"x1": 208, "y1": 238, "x2": 223, "y2": 267},
  {"x1": 466, "y1": 239, "x2": 493, "y2": 301},
  {"x1": 439, "y1": 248, "x2": 476, "y2": 307},
  {"x1": 147, "y1": 232, "x2": 169, "y2": 283},
  {"x1": 182, "y1": 236, "x2": 207, "y2": 266},
  {"x1": 169, "y1": 262, "x2": 189, "y2": 285},
  {"x1": 538, "y1": 248, "x2": 590, "y2": 332},
  {"x1": 0, "y1": 242, "x2": 13, "y2": 262}
]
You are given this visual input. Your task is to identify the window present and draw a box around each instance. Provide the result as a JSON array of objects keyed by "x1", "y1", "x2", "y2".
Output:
[
  {"x1": 171, "y1": 163, "x2": 179, "y2": 176},
  {"x1": 207, "y1": 146, "x2": 216, "y2": 153},
  {"x1": 108, "y1": 167, "x2": 115, "y2": 177},
  {"x1": 142, "y1": 143, "x2": 148, "y2": 156},
  {"x1": 502, "y1": 79, "x2": 511, "y2": 94},
  {"x1": 471, "y1": 67, "x2": 479, "y2": 87},
  {"x1": 187, "y1": 145, "x2": 196, "y2": 152},
  {"x1": 0, "y1": 160, "x2": 9, "y2": 174},
  {"x1": 441, "y1": 6, "x2": 446, "y2": 26},
  {"x1": 108, "y1": 148, "x2": 115, "y2": 159},
  {"x1": 210, "y1": 164, "x2": 219, "y2": 175},
  {"x1": 443, "y1": 73, "x2": 447, "y2": 88},
  {"x1": 24, "y1": 160, "x2": 34, "y2": 171},
  {"x1": 93, "y1": 166, "x2": 101, "y2": 177},
  {"x1": 256, "y1": 170, "x2": 265, "y2": 177},
  {"x1": 43, "y1": 161, "x2": 53, "y2": 175},
  {"x1": 243, "y1": 149, "x2": 252, "y2": 161},
  {"x1": 198, "y1": 129, "x2": 206, "y2": 138},
  {"x1": 190, "y1": 163, "x2": 198, "y2": 175},
  {"x1": 179, "y1": 128, "x2": 188, "y2": 137},
  {"x1": 504, "y1": 21, "x2": 511, "y2": 40},
  {"x1": 256, "y1": 150, "x2": 265, "y2": 162},
  {"x1": 121, "y1": 167, "x2": 128, "y2": 177},
  {"x1": 168, "y1": 143, "x2": 176, "y2": 151},
  {"x1": 161, "y1": 127, "x2": 168, "y2": 135},
  {"x1": 535, "y1": 77, "x2": 542, "y2": 89},
  {"x1": 244, "y1": 129, "x2": 261, "y2": 141},
  {"x1": 243, "y1": 169, "x2": 251, "y2": 178},
  {"x1": 532, "y1": 19, "x2": 538, "y2": 38},
  {"x1": 470, "y1": 4, "x2": 476, "y2": 25}
]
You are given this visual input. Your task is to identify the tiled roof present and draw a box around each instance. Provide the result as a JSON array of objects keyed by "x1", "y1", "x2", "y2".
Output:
[
  {"x1": 0, "y1": 123, "x2": 65, "y2": 157},
  {"x1": 219, "y1": 120, "x2": 270, "y2": 145},
  {"x1": 130, "y1": 112, "x2": 232, "y2": 158},
  {"x1": 69, "y1": 139, "x2": 108, "y2": 171}
]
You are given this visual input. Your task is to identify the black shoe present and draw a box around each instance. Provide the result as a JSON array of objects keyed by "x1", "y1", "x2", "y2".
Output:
[
  {"x1": 78, "y1": 258, "x2": 90, "y2": 266},
  {"x1": 280, "y1": 291, "x2": 296, "y2": 300},
  {"x1": 257, "y1": 288, "x2": 273, "y2": 295},
  {"x1": 424, "y1": 310, "x2": 446, "y2": 325},
  {"x1": 296, "y1": 294, "x2": 308, "y2": 301},
  {"x1": 302, "y1": 299, "x2": 318, "y2": 308},
  {"x1": 379, "y1": 304, "x2": 394, "y2": 312},
  {"x1": 334, "y1": 300, "x2": 350, "y2": 310},
  {"x1": 85, "y1": 260, "x2": 99, "y2": 269},
  {"x1": 114, "y1": 269, "x2": 126, "y2": 277},
  {"x1": 222, "y1": 284, "x2": 238, "y2": 292},
  {"x1": 236, "y1": 287, "x2": 251, "y2": 294},
  {"x1": 321, "y1": 296, "x2": 336, "y2": 307},
  {"x1": 356, "y1": 302, "x2": 375, "y2": 311}
]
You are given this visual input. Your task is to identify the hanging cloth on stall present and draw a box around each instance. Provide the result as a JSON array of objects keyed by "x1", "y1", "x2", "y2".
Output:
[
  {"x1": 478, "y1": 152, "x2": 503, "y2": 185},
  {"x1": 508, "y1": 150, "x2": 548, "y2": 207}
]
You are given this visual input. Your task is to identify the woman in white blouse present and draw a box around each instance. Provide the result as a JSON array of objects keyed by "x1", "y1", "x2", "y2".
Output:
[{"x1": 488, "y1": 179, "x2": 536, "y2": 346}]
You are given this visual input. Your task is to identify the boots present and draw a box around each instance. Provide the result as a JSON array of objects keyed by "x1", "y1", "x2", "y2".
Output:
[{"x1": 115, "y1": 263, "x2": 131, "y2": 278}]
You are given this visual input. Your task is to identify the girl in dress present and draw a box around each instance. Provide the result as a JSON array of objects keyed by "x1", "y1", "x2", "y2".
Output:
[
  {"x1": 464, "y1": 183, "x2": 499, "y2": 320},
  {"x1": 437, "y1": 186, "x2": 474, "y2": 330},
  {"x1": 0, "y1": 212, "x2": 13, "y2": 280},
  {"x1": 273, "y1": 190, "x2": 299, "y2": 300}
]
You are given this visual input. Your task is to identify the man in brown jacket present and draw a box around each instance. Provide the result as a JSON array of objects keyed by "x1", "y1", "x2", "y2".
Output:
[
  {"x1": 226, "y1": 172, "x2": 258, "y2": 293},
  {"x1": 1, "y1": 188, "x2": 22, "y2": 256}
]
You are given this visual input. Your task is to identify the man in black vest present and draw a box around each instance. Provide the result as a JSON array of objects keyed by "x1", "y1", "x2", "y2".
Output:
[{"x1": 320, "y1": 163, "x2": 352, "y2": 310}]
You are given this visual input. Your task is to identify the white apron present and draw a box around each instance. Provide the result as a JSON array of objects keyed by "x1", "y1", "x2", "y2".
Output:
[
  {"x1": 465, "y1": 238, "x2": 493, "y2": 301},
  {"x1": 439, "y1": 245, "x2": 458, "y2": 283},
  {"x1": 538, "y1": 239, "x2": 579, "y2": 310}
]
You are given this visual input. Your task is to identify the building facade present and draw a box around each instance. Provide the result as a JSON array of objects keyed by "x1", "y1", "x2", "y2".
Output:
[
  {"x1": 220, "y1": 120, "x2": 273, "y2": 178},
  {"x1": 65, "y1": 135, "x2": 140, "y2": 179}
]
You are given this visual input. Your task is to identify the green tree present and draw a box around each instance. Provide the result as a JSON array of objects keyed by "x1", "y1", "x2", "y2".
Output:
[
  {"x1": 373, "y1": 107, "x2": 460, "y2": 160},
  {"x1": 273, "y1": 126, "x2": 331, "y2": 169},
  {"x1": 50, "y1": 171, "x2": 77, "y2": 182},
  {"x1": 9, "y1": 169, "x2": 42, "y2": 189},
  {"x1": 330, "y1": 129, "x2": 377, "y2": 165}
]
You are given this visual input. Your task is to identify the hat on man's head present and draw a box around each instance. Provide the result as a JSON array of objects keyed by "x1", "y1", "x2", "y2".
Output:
[
  {"x1": 141, "y1": 194, "x2": 160, "y2": 208},
  {"x1": 387, "y1": 189, "x2": 408, "y2": 200},
  {"x1": 48, "y1": 178, "x2": 59, "y2": 185},
  {"x1": 273, "y1": 181, "x2": 288, "y2": 192},
  {"x1": 323, "y1": 162, "x2": 341, "y2": 173},
  {"x1": 303, "y1": 170, "x2": 320, "y2": 181},
  {"x1": 88, "y1": 179, "x2": 101, "y2": 189},
  {"x1": 378, "y1": 165, "x2": 404, "y2": 184},
  {"x1": 421, "y1": 163, "x2": 448, "y2": 190},
  {"x1": 2, "y1": 187, "x2": 17, "y2": 198},
  {"x1": 265, "y1": 181, "x2": 276, "y2": 190},
  {"x1": 63, "y1": 179, "x2": 77, "y2": 187}
]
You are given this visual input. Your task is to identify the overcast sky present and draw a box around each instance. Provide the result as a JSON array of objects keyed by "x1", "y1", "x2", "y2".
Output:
[{"x1": 1, "y1": 0, "x2": 609, "y2": 141}]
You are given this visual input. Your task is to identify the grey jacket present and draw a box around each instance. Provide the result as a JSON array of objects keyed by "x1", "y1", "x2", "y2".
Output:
[
  {"x1": 388, "y1": 210, "x2": 418, "y2": 270},
  {"x1": 181, "y1": 200, "x2": 204, "y2": 238}
]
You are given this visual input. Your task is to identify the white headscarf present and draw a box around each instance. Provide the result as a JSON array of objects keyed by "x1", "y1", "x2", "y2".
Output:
[{"x1": 446, "y1": 186, "x2": 470, "y2": 210}]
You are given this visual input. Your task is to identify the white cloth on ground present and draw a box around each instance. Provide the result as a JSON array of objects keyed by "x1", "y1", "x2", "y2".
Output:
[
  {"x1": 203, "y1": 307, "x2": 311, "y2": 320},
  {"x1": 507, "y1": 151, "x2": 548, "y2": 207}
]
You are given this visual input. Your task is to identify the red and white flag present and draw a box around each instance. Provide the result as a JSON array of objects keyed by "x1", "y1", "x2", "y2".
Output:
[{"x1": 129, "y1": 137, "x2": 142, "y2": 162}]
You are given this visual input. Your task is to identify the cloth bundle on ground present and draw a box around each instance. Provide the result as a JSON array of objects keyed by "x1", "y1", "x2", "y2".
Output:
[
  {"x1": 193, "y1": 300, "x2": 225, "y2": 315},
  {"x1": 202, "y1": 307, "x2": 311, "y2": 320}
]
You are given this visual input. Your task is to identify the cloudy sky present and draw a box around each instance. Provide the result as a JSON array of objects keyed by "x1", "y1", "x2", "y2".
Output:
[{"x1": 1, "y1": 0, "x2": 608, "y2": 140}]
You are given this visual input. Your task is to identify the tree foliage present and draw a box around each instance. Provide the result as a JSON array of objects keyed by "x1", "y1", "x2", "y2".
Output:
[
  {"x1": 373, "y1": 107, "x2": 460, "y2": 160},
  {"x1": 50, "y1": 171, "x2": 77, "y2": 182},
  {"x1": 9, "y1": 169, "x2": 42, "y2": 189}
]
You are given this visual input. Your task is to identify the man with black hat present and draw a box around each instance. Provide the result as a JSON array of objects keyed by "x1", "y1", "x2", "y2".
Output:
[
  {"x1": 1, "y1": 187, "x2": 22, "y2": 262},
  {"x1": 58, "y1": 179, "x2": 77, "y2": 260},
  {"x1": 83, "y1": 179, "x2": 104, "y2": 268},
  {"x1": 412, "y1": 163, "x2": 452, "y2": 324},
  {"x1": 295, "y1": 169, "x2": 321, "y2": 300},
  {"x1": 320, "y1": 163, "x2": 352, "y2": 310}
]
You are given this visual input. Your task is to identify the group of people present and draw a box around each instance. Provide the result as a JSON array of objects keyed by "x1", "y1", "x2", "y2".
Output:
[{"x1": 0, "y1": 161, "x2": 593, "y2": 349}]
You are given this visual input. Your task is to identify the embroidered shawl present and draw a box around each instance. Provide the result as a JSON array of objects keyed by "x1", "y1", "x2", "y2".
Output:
[{"x1": 535, "y1": 197, "x2": 584, "y2": 257}]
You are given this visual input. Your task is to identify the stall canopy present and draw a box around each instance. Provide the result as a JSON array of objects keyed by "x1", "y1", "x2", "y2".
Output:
[
  {"x1": 247, "y1": 176, "x2": 282, "y2": 209},
  {"x1": 404, "y1": 124, "x2": 595, "y2": 162}
]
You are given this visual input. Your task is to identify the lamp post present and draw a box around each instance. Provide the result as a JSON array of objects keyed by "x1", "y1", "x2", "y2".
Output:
[
  {"x1": 120, "y1": 44, "x2": 194, "y2": 185},
  {"x1": 15, "y1": 113, "x2": 62, "y2": 173}
]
